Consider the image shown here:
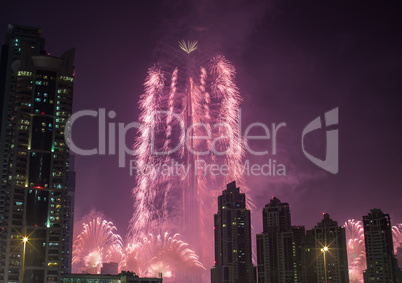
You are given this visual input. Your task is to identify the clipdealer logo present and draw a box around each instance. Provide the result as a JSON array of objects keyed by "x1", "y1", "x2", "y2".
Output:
[
  {"x1": 301, "y1": 107, "x2": 339, "y2": 174},
  {"x1": 64, "y1": 107, "x2": 339, "y2": 175}
]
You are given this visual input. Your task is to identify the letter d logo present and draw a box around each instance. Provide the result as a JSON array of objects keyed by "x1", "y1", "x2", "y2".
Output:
[{"x1": 302, "y1": 107, "x2": 339, "y2": 174}]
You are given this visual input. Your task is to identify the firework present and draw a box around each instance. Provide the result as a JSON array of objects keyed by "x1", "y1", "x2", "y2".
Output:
[
  {"x1": 72, "y1": 217, "x2": 123, "y2": 274},
  {"x1": 179, "y1": 40, "x2": 198, "y2": 54},
  {"x1": 393, "y1": 224, "x2": 402, "y2": 255},
  {"x1": 344, "y1": 219, "x2": 366, "y2": 283},
  {"x1": 129, "y1": 40, "x2": 247, "y2": 277},
  {"x1": 344, "y1": 220, "x2": 402, "y2": 282},
  {"x1": 120, "y1": 233, "x2": 205, "y2": 278}
]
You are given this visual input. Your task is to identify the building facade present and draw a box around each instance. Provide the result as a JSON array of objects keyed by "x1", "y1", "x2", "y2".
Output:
[
  {"x1": 363, "y1": 209, "x2": 399, "y2": 282},
  {"x1": 61, "y1": 271, "x2": 163, "y2": 283},
  {"x1": 256, "y1": 197, "x2": 297, "y2": 283},
  {"x1": 101, "y1": 262, "x2": 119, "y2": 275},
  {"x1": 0, "y1": 24, "x2": 75, "y2": 283},
  {"x1": 64, "y1": 155, "x2": 76, "y2": 274},
  {"x1": 0, "y1": 26, "x2": 47, "y2": 268},
  {"x1": 301, "y1": 213, "x2": 349, "y2": 283},
  {"x1": 211, "y1": 181, "x2": 256, "y2": 283},
  {"x1": 291, "y1": 226, "x2": 305, "y2": 283}
]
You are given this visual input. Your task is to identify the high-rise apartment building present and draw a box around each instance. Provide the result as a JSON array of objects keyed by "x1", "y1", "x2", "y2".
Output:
[
  {"x1": 64, "y1": 155, "x2": 76, "y2": 274},
  {"x1": 256, "y1": 197, "x2": 296, "y2": 283},
  {"x1": 211, "y1": 181, "x2": 256, "y2": 283},
  {"x1": 0, "y1": 24, "x2": 75, "y2": 283},
  {"x1": 363, "y1": 209, "x2": 399, "y2": 282},
  {"x1": 292, "y1": 225, "x2": 305, "y2": 283},
  {"x1": 301, "y1": 213, "x2": 349, "y2": 283},
  {"x1": 0, "y1": 25, "x2": 46, "y2": 240}
]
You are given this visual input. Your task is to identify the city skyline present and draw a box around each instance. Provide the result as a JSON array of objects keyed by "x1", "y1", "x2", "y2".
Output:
[
  {"x1": 1, "y1": 0, "x2": 401, "y2": 236},
  {"x1": 1, "y1": 1, "x2": 401, "y2": 236}
]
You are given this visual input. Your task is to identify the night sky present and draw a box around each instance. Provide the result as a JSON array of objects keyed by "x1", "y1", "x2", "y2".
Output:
[{"x1": 2, "y1": 0, "x2": 401, "y2": 239}]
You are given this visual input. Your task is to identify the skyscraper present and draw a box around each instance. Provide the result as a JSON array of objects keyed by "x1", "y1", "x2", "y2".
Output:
[
  {"x1": 211, "y1": 181, "x2": 256, "y2": 283},
  {"x1": 256, "y1": 197, "x2": 296, "y2": 283},
  {"x1": 0, "y1": 25, "x2": 46, "y2": 242},
  {"x1": 64, "y1": 155, "x2": 76, "y2": 274},
  {"x1": 363, "y1": 209, "x2": 398, "y2": 282},
  {"x1": 0, "y1": 24, "x2": 75, "y2": 283},
  {"x1": 301, "y1": 213, "x2": 349, "y2": 283},
  {"x1": 292, "y1": 225, "x2": 305, "y2": 283}
]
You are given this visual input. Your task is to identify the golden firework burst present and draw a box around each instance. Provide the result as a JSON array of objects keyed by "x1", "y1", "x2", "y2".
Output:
[{"x1": 178, "y1": 40, "x2": 198, "y2": 54}]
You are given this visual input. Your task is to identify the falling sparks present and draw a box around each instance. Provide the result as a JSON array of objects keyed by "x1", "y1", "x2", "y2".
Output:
[
  {"x1": 72, "y1": 217, "x2": 123, "y2": 274},
  {"x1": 71, "y1": 41, "x2": 247, "y2": 280},
  {"x1": 393, "y1": 224, "x2": 402, "y2": 256},
  {"x1": 120, "y1": 233, "x2": 205, "y2": 278},
  {"x1": 344, "y1": 220, "x2": 402, "y2": 282},
  {"x1": 72, "y1": 216, "x2": 203, "y2": 278},
  {"x1": 344, "y1": 219, "x2": 366, "y2": 283},
  {"x1": 129, "y1": 41, "x2": 247, "y2": 279}
]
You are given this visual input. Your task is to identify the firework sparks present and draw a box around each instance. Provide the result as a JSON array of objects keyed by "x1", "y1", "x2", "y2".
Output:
[
  {"x1": 72, "y1": 217, "x2": 123, "y2": 274},
  {"x1": 393, "y1": 224, "x2": 402, "y2": 255},
  {"x1": 344, "y1": 220, "x2": 402, "y2": 282},
  {"x1": 129, "y1": 41, "x2": 247, "y2": 280},
  {"x1": 178, "y1": 40, "x2": 198, "y2": 54},
  {"x1": 72, "y1": 42, "x2": 247, "y2": 281},
  {"x1": 120, "y1": 233, "x2": 205, "y2": 278},
  {"x1": 344, "y1": 219, "x2": 366, "y2": 283}
]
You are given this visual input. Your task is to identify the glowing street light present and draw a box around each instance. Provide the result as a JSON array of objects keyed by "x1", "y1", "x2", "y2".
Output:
[
  {"x1": 22, "y1": 237, "x2": 28, "y2": 283},
  {"x1": 321, "y1": 246, "x2": 328, "y2": 283}
]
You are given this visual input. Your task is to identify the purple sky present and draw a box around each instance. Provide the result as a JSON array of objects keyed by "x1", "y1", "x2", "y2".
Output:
[{"x1": 2, "y1": 0, "x2": 401, "y2": 238}]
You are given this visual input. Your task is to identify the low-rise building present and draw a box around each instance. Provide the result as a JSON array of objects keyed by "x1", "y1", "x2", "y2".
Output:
[{"x1": 61, "y1": 271, "x2": 162, "y2": 283}]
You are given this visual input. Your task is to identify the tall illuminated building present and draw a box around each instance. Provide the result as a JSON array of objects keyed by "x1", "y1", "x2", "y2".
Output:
[
  {"x1": 292, "y1": 225, "x2": 305, "y2": 283},
  {"x1": 211, "y1": 181, "x2": 256, "y2": 283},
  {"x1": 301, "y1": 213, "x2": 349, "y2": 283},
  {"x1": 256, "y1": 197, "x2": 297, "y2": 283},
  {"x1": 0, "y1": 24, "x2": 75, "y2": 283},
  {"x1": 64, "y1": 155, "x2": 76, "y2": 274},
  {"x1": 0, "y1": 25, "x2": 46, "y2": 239},
  {"x1": 363, "y1": 209, "x2": 398, "y2": 282}
]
